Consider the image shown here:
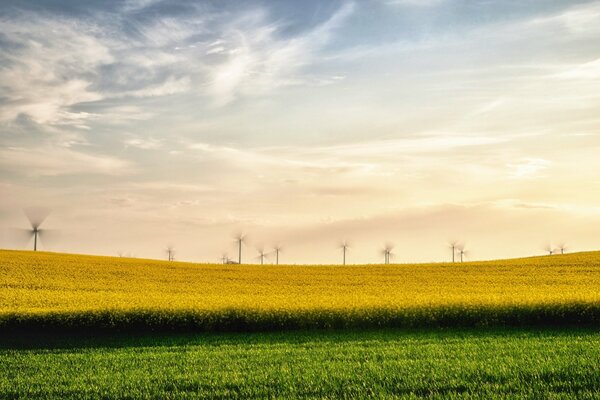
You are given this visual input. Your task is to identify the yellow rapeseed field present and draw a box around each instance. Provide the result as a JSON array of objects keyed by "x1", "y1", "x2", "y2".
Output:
[{"x1": 1, "y1": 249, "x2": 599, "y2": 330}]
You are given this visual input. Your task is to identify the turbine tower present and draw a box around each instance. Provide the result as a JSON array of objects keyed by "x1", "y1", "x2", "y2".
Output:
[
  {"x1": 340, "y1": 240, "x2": 350, "y2": 265},
  {"x1": 449, "y1": 240, "x2": 459, "y2": 263},
  {"x1": 234, "y1": 233, "x2": 246, "y2": 264},
  {"x1": 166, "y1": 246, "x2": 175, "y2": 261},
  {"x1": 273, "y1": 244, "x2": 283, "y2": 265},
  {"x1": 257, "y1": 247, "x2": 267, "y2": 265},
  {"x1": 457, "y1": 244, "x2": 468, "y2": 263}
]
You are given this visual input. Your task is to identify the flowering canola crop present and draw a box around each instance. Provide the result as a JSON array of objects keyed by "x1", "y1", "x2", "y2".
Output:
[{"x1": 1, "y1": 250, "x2": 599, "y2": 331}]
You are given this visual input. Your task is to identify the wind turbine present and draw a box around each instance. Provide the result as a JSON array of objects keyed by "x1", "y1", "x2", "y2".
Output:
[
  {"x1": 19, "y1": 207, "x2": 52, "y2": 251},
  {"x1": 340, "y1": 240, "x2": 350, "y2": 265},
  {"x1": 234, "y1": 233, "x2": 246, "y2": 264},
  {"x1": 220, "y1": 253, "x2": 229, "y2": 264},
  {"x1": 457, "y1": 244, "x2": 468, "y2": 263},
  {"x1": 381, "y1": 243, "x2": 394, "y2": 264},
  {"x1": 449, "y1": 240, "x2": 459, "y2": 263},
  {"x1": 557, "y1": 243, "x2": 568, "y2": 255},
  {"x1": 381, "y1": 248, "x2": 388, "y2": 264},
  {"x1": 273, "y1": 244, "x2": 283, "y2": 265},
  {"x1": 256, "y1": 247, "x2": 267, "y2": 265},
  {"x1": 166, "y1": 246, "x2": 175, "y2": 261},
  {"x1": 544, "y1": 244, "x2": 555, "y2": 256}
]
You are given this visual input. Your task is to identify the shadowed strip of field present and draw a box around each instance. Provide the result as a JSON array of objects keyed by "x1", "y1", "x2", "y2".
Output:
[{"x1": 1, "y1": 302, "x2": 599, "y2": 333}]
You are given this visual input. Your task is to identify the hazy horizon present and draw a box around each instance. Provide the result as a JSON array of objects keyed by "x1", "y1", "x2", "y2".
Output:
[{"x1": 1, "y1": 0, "x2": 600, "y2": 264}]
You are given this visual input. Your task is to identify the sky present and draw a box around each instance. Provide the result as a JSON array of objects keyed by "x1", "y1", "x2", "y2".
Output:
[{"x1": 1, "y1": 0, "x2": 600, "y2": 264}]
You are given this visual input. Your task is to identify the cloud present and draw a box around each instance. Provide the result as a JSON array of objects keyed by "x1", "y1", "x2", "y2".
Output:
[
  {"x1": 121, "y1": 0, "x2": 164, "y2": 13},
  {"x1": 507, "y1": 158, "x2": 551, "y2": 180},
  {"x1": 0, "y1": 146, "x2": 133, "y2": 176},
  {"x1": 189, "y1": 142, "x2": 243, "y2": 155},
  {"x1": 124, "y1": 137, "x2": 162, "y2": 150},
  {"x1": 183, "y1": 133, "x2": 508, "y2": 182},
  {"x1": 117, "y1": 76, "x2": 191, "y2": 98},
  {"x1": 493, "y1": 199, "x2": 557, "y2": 210},
  {"x1": 206, "y1": 3, "x2": 355, "y2": 105},
  {"x1": 528, "y1": 1, "x2": 600, "y2": 37},
  {"x1": 305, "y1": 135, "x2": 506, "y2": 156},
  {"x1": 554, "y1": 58, "x2": 600, "y2": 80},
  {"x1": 308, "y1": 185, "x2": 380, "y2": 197},
  {"x1": 0, "y1": 2, "x2": 357, "y2": 131},
  {"x1": 131, "y1": 182, "x2": 214, "y2": 193},
  {"x1": 0, "y1": 14, "x2": 114, "y2": 126},
  {"x1": 381, "y1": 0, "x2": 446, "y2": 7},
  {"x1": 93, "y1": 106, "x2": 155, "y2": 122},
  {"x1": 0, "y1": 9, "x2": 203, "y2": 128},
  {"x1": 255, "y1": 134, "x2": 507, "y2": 173}
]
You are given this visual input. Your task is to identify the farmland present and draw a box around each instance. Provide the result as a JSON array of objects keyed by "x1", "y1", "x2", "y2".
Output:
[
  {"x1": 2, "y1": 328, "x2": 599, "y2": 399},
  {"x1": 1, "y1": 249, "x2": 600, "y2": 398},
  {"x1": 1, "y1": 249, "x2": 599, "y2": 331}
]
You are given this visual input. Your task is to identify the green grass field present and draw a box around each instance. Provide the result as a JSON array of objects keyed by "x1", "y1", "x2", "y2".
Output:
[{"x1": 1, "y1": 328, "x2": 599, "y2": 399}]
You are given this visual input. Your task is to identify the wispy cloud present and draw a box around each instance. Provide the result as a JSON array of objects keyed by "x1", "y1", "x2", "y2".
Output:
[
  {"x1": 554, "y1": 58, "x2": 600, "y2": 80},
  {"x1": 381, "y1": 0, "x2": 446, "y2": 7},
  {"x1": 507, "y1": 158, "x2": 551, "y2": 180},
  {"x1": 0, "y1": 146, "x2": 133, "y2": 176},
  {"x1": 206, "y1": 3, "x2": 355, "y2": 105},
  {"x1": 528, "y1": 1, "x2": 600, "y2": 37},
  {"x1": 183, "y1": 133, "x2": 509, "y2": 181},
  {"x1": 0, "y1": 15, "x2": 110, "y2": 126},
  {"x1": 121, "y1": 0, "x2": 164, "y2": 13},
  {"x1": 124, "y1": 136, "x2": 162, "y2": 150},
  {"x1": 115, "y1": 76, "x2": 191, "y2": 98},
  {"x1": 0, "y1": 2, "x2": 356, "y2": 129}
]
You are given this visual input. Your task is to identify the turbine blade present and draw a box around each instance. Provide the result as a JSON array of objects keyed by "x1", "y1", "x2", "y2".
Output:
[
  {"x1": 37, "y1": 229, "x2": 61, "y2": 248},
  {"x1": 24, "y1": 207, "x2": 51, "y2": 229},
  {"x1": 339, "y1": 240, "x2": 351, "y2": 249},
  {"x1": 8, "y1": 227, "x2": 34, "y2": 247},
  {"x1": 233, "y1": 231, "x2": 246, "y2": 242}
]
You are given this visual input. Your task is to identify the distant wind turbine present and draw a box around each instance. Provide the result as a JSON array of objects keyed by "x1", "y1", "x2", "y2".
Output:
[
  {"x1": 273, "y1": 244, "x2": 283, "y2": 265},
  {"x1": 234, "y1": 233, "x2": 246, "y2": 264},
  {"x1": 256, "y1": 247, "x2": 267, "y2": 265},
  {"x1": 340, "y1": 240, "x2": 350, "y2": 265},
  {"x1": 557, "y1": 243, "x2": 568, "y2": 255},
  {"x1": 381, "y1": 243, "x2": 394, "y2": 264},
  {"x1": 17, "y1": 207, "x2": 53, "y2": 251},
  {"x1": 220, "y1": 253, "x2": 229, "y2": 264},
  {"x1": 166, "y1": 246, "x2": 175, "y2": 261},
  {"x1": 449, "y1": 240, "x2": 459, "y2": 263},
  {"x1": 544, "y1": 244, "x2": 555, "y2": 256},
  {"x1": 457, "y1": 244, "x2": 468, "y2": 263}
]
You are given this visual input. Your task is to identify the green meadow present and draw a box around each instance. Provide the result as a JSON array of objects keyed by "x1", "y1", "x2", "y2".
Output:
[{"x1": 2, "y1": 328, "x2": 599, "y2": 399}]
